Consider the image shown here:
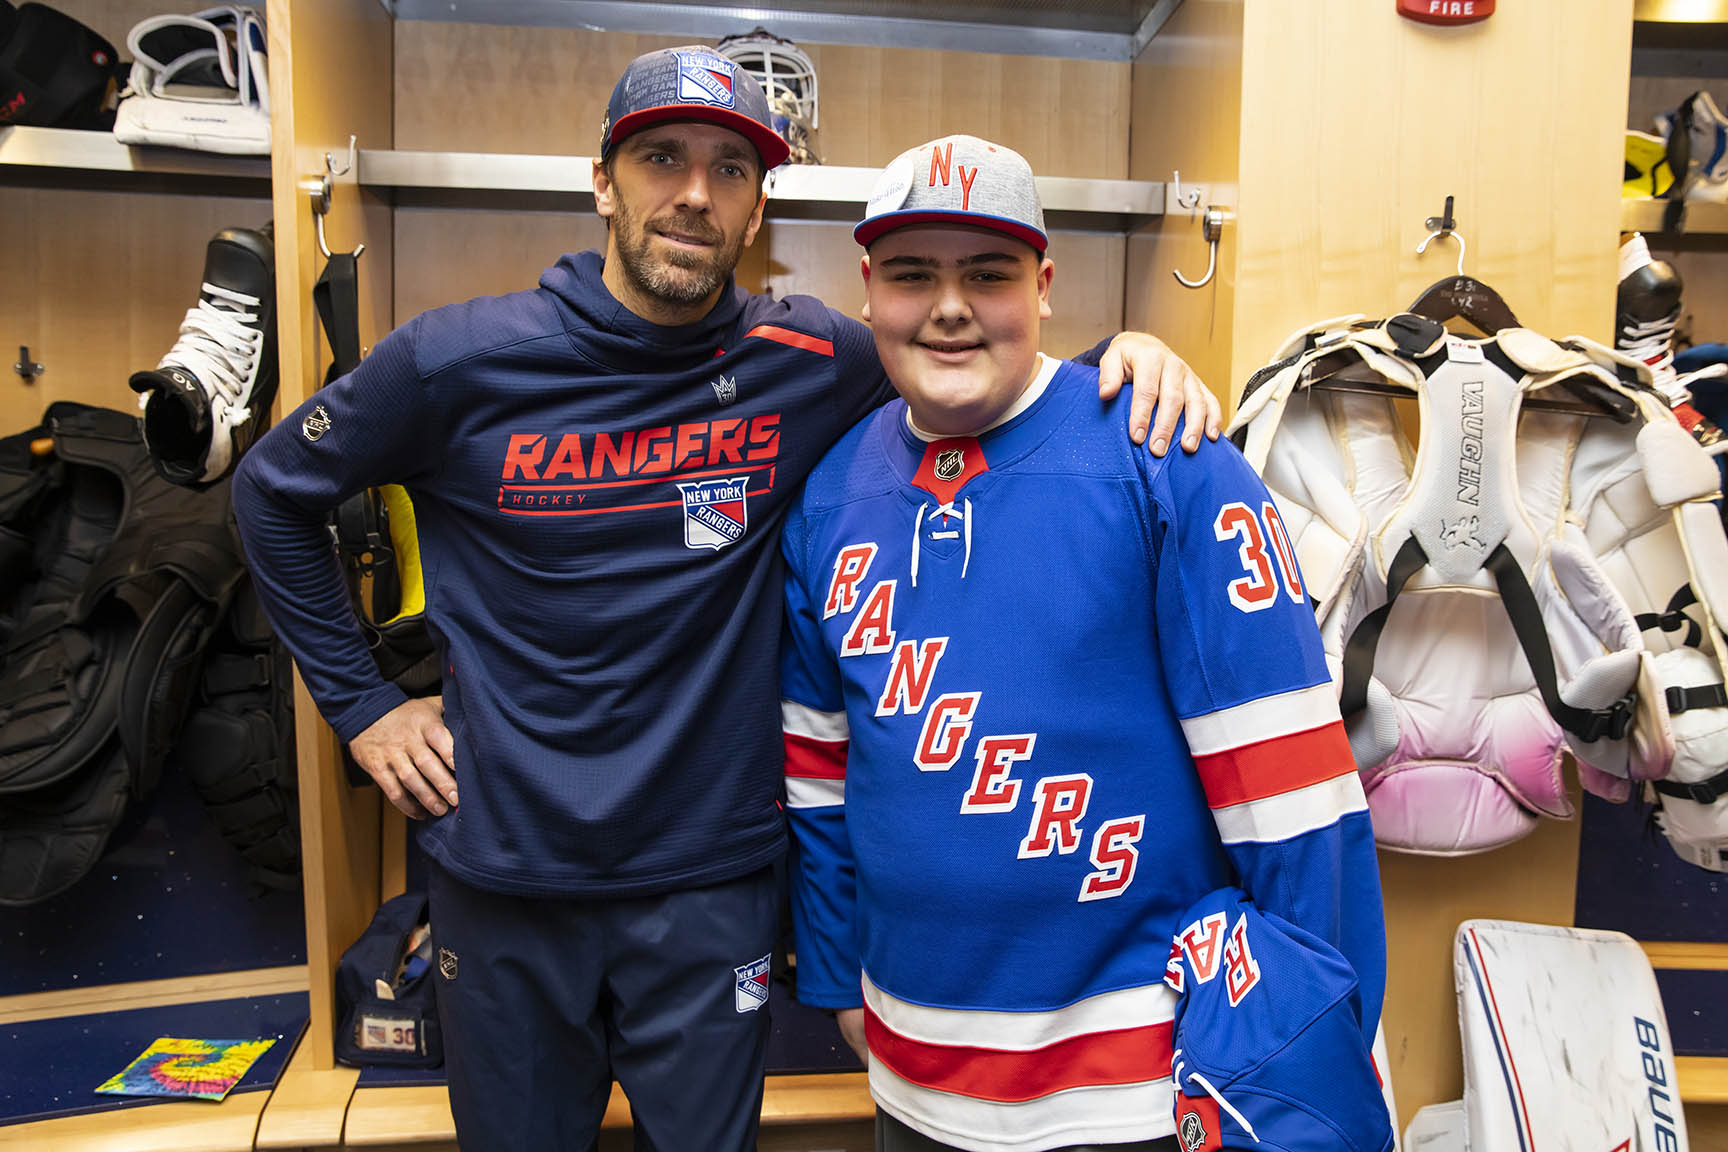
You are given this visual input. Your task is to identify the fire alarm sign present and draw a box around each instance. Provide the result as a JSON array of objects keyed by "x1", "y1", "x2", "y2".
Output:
[{"x1": 1398, "y1": 0, "x2": 1494, "y2": 24}]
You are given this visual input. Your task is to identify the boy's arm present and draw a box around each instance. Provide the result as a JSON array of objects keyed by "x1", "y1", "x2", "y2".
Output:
[
  {"x1": 1150, "y1": 436, "x2": 1387, "y2": 1044},
  {"x1": 779, "y1": 506, "x2": 865, "y2": 1013}
]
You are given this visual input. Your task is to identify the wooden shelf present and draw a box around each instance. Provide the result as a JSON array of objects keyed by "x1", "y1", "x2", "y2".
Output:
[
  {"x1": 1622, "y1": 197, "x2": 1728, "y2": 236},
  {"x1": 0, "y1": 126, "x2": 270, "y2": 184},
  {"x1": 339, "y1": 1071, "x2": 871, "y2": 1145}
]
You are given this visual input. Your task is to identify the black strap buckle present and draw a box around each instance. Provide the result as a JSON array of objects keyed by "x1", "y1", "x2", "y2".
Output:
[{"x1": 1575, "y1": 694, "x2": 1634, "y2": 743}]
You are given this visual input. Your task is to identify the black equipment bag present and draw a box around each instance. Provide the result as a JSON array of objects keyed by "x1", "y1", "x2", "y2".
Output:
[
  {"x1": 335, "y1": 890, "x2": 443, "y2": 1067},
  {"x1": 0, "y1": 2, "x2": 120, "y2": 129}
]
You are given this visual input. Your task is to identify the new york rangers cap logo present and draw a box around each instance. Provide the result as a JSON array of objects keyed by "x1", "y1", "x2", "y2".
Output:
[
  {"x1": 676, "y1": 51, "x2": 736, "y2": 108},
  {"x1": 677, "y1": 475, "x2": 750, "y2": 551},
  {"x1": 734, "y1": 953, "x2": 771, "y2": 1013},
  {"x1": 599, "y1": 45, "x2": 790, "y2": 169}
]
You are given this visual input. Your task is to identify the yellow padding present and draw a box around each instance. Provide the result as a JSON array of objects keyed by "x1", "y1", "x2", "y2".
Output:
[{"x1": 380, "y1": 484, "x2": 426, "y2": 624}]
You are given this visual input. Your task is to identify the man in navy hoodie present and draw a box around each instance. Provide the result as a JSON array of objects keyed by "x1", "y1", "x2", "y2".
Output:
[{"x1": 233, "y1": 45, "x2": 1219, "y2": 1152}]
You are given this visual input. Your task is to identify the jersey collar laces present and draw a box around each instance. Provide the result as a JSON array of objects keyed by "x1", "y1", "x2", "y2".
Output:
[
  {"x1": 1172, "y1": 1048, "x2": 1261, "y2": 1144},
  {"x1": 909, "y1": 498, "x2": 974, "y2": 586}
]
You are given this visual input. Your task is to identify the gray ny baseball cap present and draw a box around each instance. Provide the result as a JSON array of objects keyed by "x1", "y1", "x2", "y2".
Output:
[
  {"x1": 854, "y1": 135, "x2": 1047, "y2": 253},
  {"x1": 600, "y1": 46, "x2": 791, "y2": 170}
]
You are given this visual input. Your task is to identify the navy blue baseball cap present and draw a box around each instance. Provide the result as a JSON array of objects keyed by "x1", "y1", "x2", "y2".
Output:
[{"x1": 600, "y1": 46, "x2": 791, "y2": 171}]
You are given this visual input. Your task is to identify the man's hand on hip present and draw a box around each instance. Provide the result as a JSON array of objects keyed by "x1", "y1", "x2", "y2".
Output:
[{"x1": 350, "y1": 696, "x2": 458, "y2": 819}]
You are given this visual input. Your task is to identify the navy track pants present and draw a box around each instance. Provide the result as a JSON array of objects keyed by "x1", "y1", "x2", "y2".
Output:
[{"x1": 428, "y1": 858, "x2": 779, "y2": 1151}]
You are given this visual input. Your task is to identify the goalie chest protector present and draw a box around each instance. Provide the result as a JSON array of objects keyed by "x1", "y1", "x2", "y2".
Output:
[{"x1": 1230, "y1": 315, "x2": 1728, "y2": 857}]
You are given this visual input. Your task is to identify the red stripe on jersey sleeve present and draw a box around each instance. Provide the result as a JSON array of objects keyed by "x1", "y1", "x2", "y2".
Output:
[
  {"x1": 747, "y1": 325, "x2": 835, "y2": 357},
  {"x1": 784, "y1": 731, "x2": 847, "y2": 780},
  {"x1": 1193, "y1": 720, "x2": 1355, "y2": 808},
  {"x1": 865, "y1": 1010, "x2": 1173, "y2": 1103}
]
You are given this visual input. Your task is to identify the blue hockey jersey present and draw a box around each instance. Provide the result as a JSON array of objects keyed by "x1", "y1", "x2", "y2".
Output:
[
  {"x1": 1166, "y1": 887, "x2": 1394, "y2": 1152},
  {"x1": 779, "y1": 357, "x2": 1387, "y2": 1151},
  {"x1": 234, "y1": 251, "x2": 891, "y2": 896}
]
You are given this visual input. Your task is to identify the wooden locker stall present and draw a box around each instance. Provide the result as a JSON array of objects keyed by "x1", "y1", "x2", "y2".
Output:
[
  {"x1": 255, "y1": 0, "x2": 396, "y2": 1146},
  {"x1": 1129, "y1": 0, "x2": 1728, "y2": 1144},
  {"x1": 0, "y1": 0, "x2": 302, "y2": 1147}
]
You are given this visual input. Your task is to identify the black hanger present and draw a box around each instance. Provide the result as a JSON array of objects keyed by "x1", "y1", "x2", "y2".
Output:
[
  {"x1": 1406, "y1": 196, "x2": 1521, "y2": 335},
  {"x1": 1406, "y1": 274, "x2": 1521, "y2": 335}
]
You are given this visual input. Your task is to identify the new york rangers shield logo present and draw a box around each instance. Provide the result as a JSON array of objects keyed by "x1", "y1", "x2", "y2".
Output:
[
  {"x1": 677, "y1": 52, "x2": 736, "y2": 108},
  {"x1": 734, "y1": 953, "x2": 771, "y2": 1013},
  {"x1": 677, "y1": 476, "x2": 750, "y2": 551}
]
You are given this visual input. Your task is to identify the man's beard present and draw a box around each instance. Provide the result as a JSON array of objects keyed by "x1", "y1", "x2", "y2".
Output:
[{"x1": 611, "y1": 198, "x2": 747, "y2": 308}]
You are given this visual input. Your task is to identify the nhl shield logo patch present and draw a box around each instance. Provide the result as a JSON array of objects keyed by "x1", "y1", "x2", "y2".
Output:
[
  {"x1": 934, "y1": 447, "x2": 965, "y2": 482},
  {"x1": 302, "y1": 404, "x2": 333, "y2": 442},
  {"x1": 1175, "y1": 1090, "x2": 1221, "y2": 1151},
  {"x1": 734, "y1": 953, "x2": 771, "y2": 1013},
  {"x1": 677, "y1": 476, "x2": 750, "y2": 551}
]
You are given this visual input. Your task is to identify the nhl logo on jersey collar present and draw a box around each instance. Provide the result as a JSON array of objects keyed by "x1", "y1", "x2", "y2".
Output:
[{"x1": 912, "y1": 437, "x2": 988, "y2": 505}]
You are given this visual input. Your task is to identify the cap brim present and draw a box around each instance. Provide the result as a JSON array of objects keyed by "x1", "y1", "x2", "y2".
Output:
[
  {"x1": 607, "y1": 105, "x2": 791, "y2": 170},
  {"x1": 854, "y1": 210, "x2": 1048, "y2": 253}
]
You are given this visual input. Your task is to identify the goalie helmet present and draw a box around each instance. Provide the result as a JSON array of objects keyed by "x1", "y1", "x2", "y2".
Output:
[{"x1": 715, "y1": 27, "x2": 820, "y2": 165}]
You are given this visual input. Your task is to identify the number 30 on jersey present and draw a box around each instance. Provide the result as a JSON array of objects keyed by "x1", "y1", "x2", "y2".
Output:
[{"x1": 1214, "y1": 500, "x2": 1303, "y2": 612}]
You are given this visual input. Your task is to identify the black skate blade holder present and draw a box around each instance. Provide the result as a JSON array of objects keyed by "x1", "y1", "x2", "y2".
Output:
[
  {"x1": 1409, "y1": 195, "x2": 1520, "y2": 336},
  {"x1": 302, "y1": 136, "x2": 366, "y2": 261}
]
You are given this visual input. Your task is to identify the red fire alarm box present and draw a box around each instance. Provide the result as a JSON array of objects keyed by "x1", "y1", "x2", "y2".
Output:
[{"x1": 1398, "y1": 0, "x2": 1495, "y2": 24}]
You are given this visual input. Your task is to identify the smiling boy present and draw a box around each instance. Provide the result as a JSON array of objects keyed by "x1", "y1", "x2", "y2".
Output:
[{"x1": 778, "y1": 136, "x2": 1389, "y2": 1151}]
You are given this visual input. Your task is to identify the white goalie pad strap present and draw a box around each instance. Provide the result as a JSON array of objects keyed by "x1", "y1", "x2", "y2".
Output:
[
  {"x1": 1495, "y1": 327, "x2": 1594, "y2": 376},
  {"x1": 1230, "y1": 358, "x2": 1304, "y2": 459},
  {"x1": 1269, "y1": 313, "x2": 1366, "y2": 362},
  {"x1": 1639, "y1": 419, "x2": 1722, "y2": 508},
  {"x1": 1455, "y1": 919, "x2": 1689, "y2": 1152},
  {"x1": 1676, "y1": 501, "x2": 1728, "y2": 672},
  {"x1": 1650, "y1": 647, "x2": 1728, "y2": 783}
]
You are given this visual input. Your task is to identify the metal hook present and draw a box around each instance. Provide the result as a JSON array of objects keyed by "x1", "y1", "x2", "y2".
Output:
[
  {"x1": 326, "y1": 135, "x2": 357, "y2": 178},
  {"x1": 1416, "y1": 227, "x2": 1466, "y2": 276},
  {"x1": 14, "y1": 345, "x2": 44, "y2": 384},
  {"x1": 302, "y1": 138, "x2": 366, "y2": 261},
  {"x1": 1173, "y1": 207, "x2": 1225, "y2": 289},
  {"x1": 1169, "y1": 170, "x2": 1202, "y2": 213}
]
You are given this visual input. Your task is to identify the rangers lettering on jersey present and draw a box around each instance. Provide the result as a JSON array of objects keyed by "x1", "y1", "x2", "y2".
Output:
[{"x1": 496, "y1": 416, "x2": 780, "y2": 519}]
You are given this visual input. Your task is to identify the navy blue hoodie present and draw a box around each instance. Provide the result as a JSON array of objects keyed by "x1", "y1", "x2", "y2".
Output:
[{"x1": 234, "y1": 251, "x2": 891, "y2": 896}]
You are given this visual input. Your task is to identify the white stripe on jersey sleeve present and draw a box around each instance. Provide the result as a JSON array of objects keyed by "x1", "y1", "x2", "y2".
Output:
[
  {"x1": 870, "y1": 1065, "x2": 1175, "y2": 1152},
  {"x1": 1181, "y1": 682, "x2": 1339, "y2": 756},
  {"x1": 782, "y1": 699, "x2": 850, "y2": 741},
  {"x1": 863, "y1": 970, "x2": 1175, "y2": 1051},
  {"x1": 1210, "y1": 771, "x2": 1369, "y2": 845},
  {"x1": 786, "y1": 776, "x2": 846, "y2": 809}
]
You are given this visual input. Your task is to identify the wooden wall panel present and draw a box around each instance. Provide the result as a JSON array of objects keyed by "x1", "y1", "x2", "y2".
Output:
[
  {"x1": 1231, "y1": 0, "x2": 1632, "y2": 394},
  {"x1": 265, "y1": 0, "x2": 395, "y2": 1077},
  {"x1": 393, "y1": 24, "x2": 1129, "y2": 177},
  {"x1": 392, "y1": 208, "x2": 609, "y2": 320},
  {"x1": 1126, "y1": 0, "x2": 1245, "y2": 407},
  {"x1": 0, "y1": 186, "x2": 269, "y2": 418},
  {"x1": 799, "y1": 45, "x2": 1129, "y2": 177}
]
